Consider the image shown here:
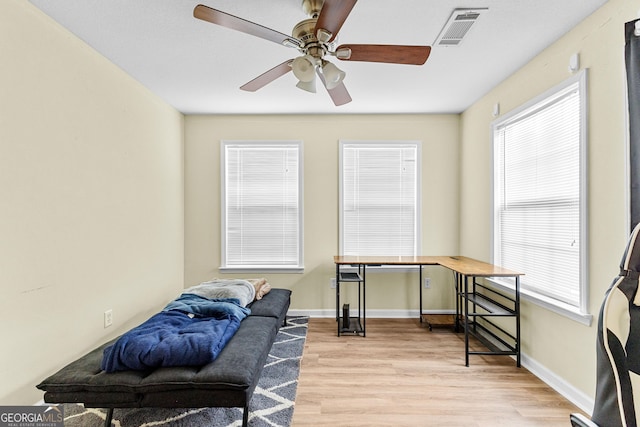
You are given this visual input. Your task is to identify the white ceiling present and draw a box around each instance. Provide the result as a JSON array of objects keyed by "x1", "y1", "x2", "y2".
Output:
[{"x1": 29, "y1": 0, "x2": 607, "y2": 115}]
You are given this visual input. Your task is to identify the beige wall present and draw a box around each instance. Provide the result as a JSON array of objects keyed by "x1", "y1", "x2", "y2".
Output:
[
  {"x1": 0, "y1": 1, "x2": 184, "y2": 404},
  {"x1": 460, "y1": 0, "x2": 636, "y2": 401},
  {"x1": 184, "y1": 114, "x2": 460, "y2": 312}
]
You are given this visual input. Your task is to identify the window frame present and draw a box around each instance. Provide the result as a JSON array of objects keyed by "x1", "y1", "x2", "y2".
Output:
[
  {"x1": 220, "y1": 140, "x2": 304, "y2": 273},
  {"x1": 339, "y1": 140, "x2": 422, "y2": 267},
  {"x1": 490, "y1": 70, "x2": 591, "y2": 325}
]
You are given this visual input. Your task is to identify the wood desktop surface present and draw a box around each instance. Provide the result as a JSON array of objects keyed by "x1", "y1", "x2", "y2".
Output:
[{"x1": 334, "y1": 255, "x2": 523, "y2": 277}]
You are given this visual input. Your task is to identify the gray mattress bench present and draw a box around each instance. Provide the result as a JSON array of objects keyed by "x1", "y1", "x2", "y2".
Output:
[{"x1": 37, "y1": 288, "x2": 292, "y2": 427}]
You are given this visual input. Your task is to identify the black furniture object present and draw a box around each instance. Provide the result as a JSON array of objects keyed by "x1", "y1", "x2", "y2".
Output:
[
  {"x1": 335, "y1": 266, "x2": 366, "y2": 336},
  {"x1": 571, "y1": 224, "x2": 640, "y2": 427},
  {"x1": 334, "y1": 255, "x2": 522, "y2": 366},
  {"x1": 36, "y1": 288, "x2": 291, "y2": 427},
  {"x1": 454, "y1": 269, "x2": 520, "y2": 367}
]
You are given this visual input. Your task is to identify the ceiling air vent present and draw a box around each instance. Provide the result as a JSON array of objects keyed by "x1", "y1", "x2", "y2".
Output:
[{"x1": 434, "y1": 8, "x2": 487, "y2": 47}]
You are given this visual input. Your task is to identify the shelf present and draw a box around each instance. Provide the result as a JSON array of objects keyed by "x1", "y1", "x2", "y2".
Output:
[
  {"x1": 421, "y1": 314, "x2": 456, "y2": 331},
  {"x1": 464, "y1": 292, "x2": 515, "y2": 316},
  {"x1": 465, "y1": 321, "x2": 517, "y2": 355},
  {"x1": 456, "y1": 275, "x2": 520, "y2": 366},
  {"x1": 336, "y1": 264, "x2": 366, "y2": 337},
  {"x1": 338, "y1": 317, "x2": 364, "y2": 335},
  {"x1": 339, "y1": 272, "x2": 363, "y2": 282}
]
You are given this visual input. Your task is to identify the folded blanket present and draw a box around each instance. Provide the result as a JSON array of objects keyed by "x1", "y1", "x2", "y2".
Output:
[
  {"x1": 101, "y1": 296, "x2": 249, "y2": 372},
  {"x1": 185, "y1": 279, "x2": 256, "y2": 307}
]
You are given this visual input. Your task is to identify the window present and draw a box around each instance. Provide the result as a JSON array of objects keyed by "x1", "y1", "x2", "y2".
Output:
[
  {"x1": 221, "y1": 141, "x2": 303, "y2": 272},
  {"x1": 492, "y1": 70, "x2": 589, "y2": 323},
  {"x1": 340, "y1": 141, "x2": 421, "y2": 256}
]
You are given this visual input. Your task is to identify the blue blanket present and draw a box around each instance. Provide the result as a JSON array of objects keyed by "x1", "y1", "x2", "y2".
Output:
[{"x1": 101, "y1": 295, "x2": 250, "y2": 372}]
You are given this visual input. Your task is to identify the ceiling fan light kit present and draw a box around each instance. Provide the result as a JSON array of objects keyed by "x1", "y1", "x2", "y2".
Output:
[
  {"x1": 296, "y1": 79, "x2": 317, "y2": 93},
  {"x1": 321, "y1": 61, "x2": 346, "y2": 90},
  {"x1": 193, "y1": 0, "x2": 431, "y2": 105},
  {"x1": 292, "y1": 55, "x2": 317, "y2": 82}
]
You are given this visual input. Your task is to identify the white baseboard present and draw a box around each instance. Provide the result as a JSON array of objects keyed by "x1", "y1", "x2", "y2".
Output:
[
  {"x1": 520, "y1": 353, "x2": 594, "y2": 415},
  {"x1": 287, "y1": 309, "x2": 594, "y2": 415}
]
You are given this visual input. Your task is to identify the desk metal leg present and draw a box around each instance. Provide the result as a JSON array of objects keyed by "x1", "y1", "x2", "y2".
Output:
[
  {"x1": 464, "y1": 274, "x2": 470, "y2": 367},
  {"x1": 454, "y1": 272, "x2": 460, "y2": 332},
  {"x1": 336, "y1": 263, "x2": 340, "y2": 336},
  {"x1": 362, "y1": 264, "x2": 366, "y2": 337},
  {"x1": 419, "y1": 265, "x2": 423, "y2": 322},
  {"x1": 516, "y1": 275, "x2": 521, "y2": 367}
]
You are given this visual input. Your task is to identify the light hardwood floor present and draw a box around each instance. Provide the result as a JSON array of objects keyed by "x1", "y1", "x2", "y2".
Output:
[{"x1": 292, "y1": 318, "x2": 588, "y2": 427}]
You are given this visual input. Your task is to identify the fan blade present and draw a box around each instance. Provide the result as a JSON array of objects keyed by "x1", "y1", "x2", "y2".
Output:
[
  {"x1": 315, "y1": 0, "x2": 357, "y2": 43},
  {"x1": 240, "y1": 60, "x2": 293, "y2": 92},
  {"x1": 194, "y1": 4, "x2": 300, "y2": 48},
  {"x1": 336, "y1": 44, "x2": 431, "y2": 65},
  {"x1": 327, "y1": 83, "x2": 352, "y2": 106},
  {"x1": 317, "y1": 69, "x2": 352, "y2": 106}
]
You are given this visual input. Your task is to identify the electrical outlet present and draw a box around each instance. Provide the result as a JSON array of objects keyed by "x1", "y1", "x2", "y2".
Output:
[
  {"x1": 329, "y1": 278, "x2": 337, "y2": 289},
  {"x1": 104, "y1": 309, "x2": 113, "y2": 328},
  {"x1": 423, "y1": 278, "x2": 431, "y2": 289}
]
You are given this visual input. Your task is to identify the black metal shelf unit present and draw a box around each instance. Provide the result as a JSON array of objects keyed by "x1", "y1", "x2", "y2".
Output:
[
  {"x1": 335, "y1": 265, "x2": 366, "y2": 337},
  {"x1": 455, "y1": 274, "x2": 520, "y2": 367}
]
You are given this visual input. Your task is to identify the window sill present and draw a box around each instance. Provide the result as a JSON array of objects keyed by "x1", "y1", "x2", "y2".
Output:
[
  {"x1": 219, "y1": 266, "x2": 304, "y2": 274},
  {"x1": 487, "y1": 278, "x2": 593, "y2": 326}
]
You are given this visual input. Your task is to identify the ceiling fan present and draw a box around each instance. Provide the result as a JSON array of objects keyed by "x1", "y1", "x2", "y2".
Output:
[{"x1": 193, "y1": 0, "x2": 431, "y2": 106}]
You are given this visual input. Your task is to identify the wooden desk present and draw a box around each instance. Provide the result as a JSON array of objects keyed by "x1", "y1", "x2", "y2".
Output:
[
  {"x1": 334, "y1": 255, "x2": 523, "y2": 366},
  {"x1": 334, "y1": 255, "x2": 520, "y2": 276}
]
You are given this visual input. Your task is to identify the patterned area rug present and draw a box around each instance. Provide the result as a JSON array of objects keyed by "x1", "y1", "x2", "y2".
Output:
[{"x1": 61, "y1": 316, "x2": 308, "y2": 427}]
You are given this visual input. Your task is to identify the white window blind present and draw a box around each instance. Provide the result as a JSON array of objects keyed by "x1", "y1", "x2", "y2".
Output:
[
  {"x1": 493, "y1": 71, "x2": 587, "y2": 310},
  {"x1": 222, "y1": 141, "x2": 303, "y2": 270},
  {"x1": 340, "y1": 141, "x2": 421, "y2": 256}
]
